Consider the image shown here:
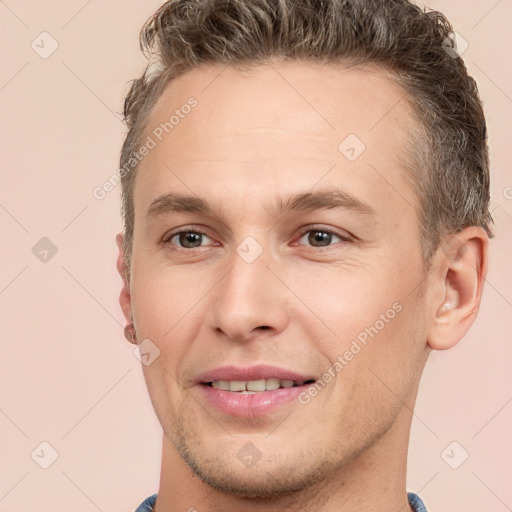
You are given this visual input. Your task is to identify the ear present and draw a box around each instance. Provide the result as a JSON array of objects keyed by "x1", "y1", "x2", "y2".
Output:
[
  {"x1": 116, "y1": 231, "x2": 133, "y2": 325},
  {"x1": 427, "y1": 227, "x2": 489, "y2": 350}
]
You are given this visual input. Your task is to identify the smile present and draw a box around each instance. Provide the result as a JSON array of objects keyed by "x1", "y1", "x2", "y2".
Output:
[{"x1": 205, "y1": 378, "x2": 315, "y2": 393}]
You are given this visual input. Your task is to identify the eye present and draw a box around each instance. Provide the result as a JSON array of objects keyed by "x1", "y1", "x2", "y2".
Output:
[
  {"x1": 163, "y1": 229, "x2": 214, "y2": 249},
  {"x1": 162, "y1": 226, "x2": 351, "y2": 251},
  {"x1": 295, "y1": 226, "x2": 350, "y2": 248}
]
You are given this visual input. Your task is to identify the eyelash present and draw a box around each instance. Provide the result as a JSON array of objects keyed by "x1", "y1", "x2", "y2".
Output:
[{"x1": 162, "y1": 225, "x2": 351, "y2": 251}]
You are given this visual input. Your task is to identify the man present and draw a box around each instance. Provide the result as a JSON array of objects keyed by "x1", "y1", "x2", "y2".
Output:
[{"x1": 116, "y1": 0, "x2": 493, "y2": 510}]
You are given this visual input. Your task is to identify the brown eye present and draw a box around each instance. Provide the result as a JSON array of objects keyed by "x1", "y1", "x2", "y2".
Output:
[
  {"x1": 297, "y1": 228, "x2": 347, "y2": 248},
  {"x1": 308, "y1": 230, "x2": 334, "y2": 247},
  {"x1": 164, "y1": 230, "x2": 213, "y2": 249}
]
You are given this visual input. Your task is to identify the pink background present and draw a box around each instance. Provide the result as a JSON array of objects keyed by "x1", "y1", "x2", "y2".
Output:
[{"x1": 1, "y1": 1, "x2": 511, "y2": 510}]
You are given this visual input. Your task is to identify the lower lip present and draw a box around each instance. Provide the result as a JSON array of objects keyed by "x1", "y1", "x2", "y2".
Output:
[{"x1": 198, "y1": 384, "x2": 309, "y2": 417}]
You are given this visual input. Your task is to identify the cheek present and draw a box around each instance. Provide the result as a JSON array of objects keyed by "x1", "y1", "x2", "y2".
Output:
[
  {"x1": 131, "y1": 263, "x2": 206, "y2": 340},
  {"x1": 290, "y1": 264, "x2": 403, "y2": 348},
  {"x1": 294, "y1": 265, "x2": 423, "y2": 395},
  {"x1": 133, "y1": 269, "x2": 194, "y2": 402},
  {"x1": 337, "y1": 296, "x2": 425, "y2": 419}
]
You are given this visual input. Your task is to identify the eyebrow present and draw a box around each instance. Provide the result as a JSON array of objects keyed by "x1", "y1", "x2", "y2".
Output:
[{"x1": 145, "y1": 189, "x2": 376, "y2": 219}]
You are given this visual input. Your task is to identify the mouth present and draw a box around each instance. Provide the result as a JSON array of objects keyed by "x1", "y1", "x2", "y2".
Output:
[
  {"x1": 195, "y1": 365, "x2": 319, "y2": 416},
  {"x1": 202, "y1": 378, "x2": 316, "y2": 394}
]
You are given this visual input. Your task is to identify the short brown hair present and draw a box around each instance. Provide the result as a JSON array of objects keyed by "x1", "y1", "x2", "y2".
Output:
[{"x1": 120, "y1": 0, "x2": 493, "y2": 281}]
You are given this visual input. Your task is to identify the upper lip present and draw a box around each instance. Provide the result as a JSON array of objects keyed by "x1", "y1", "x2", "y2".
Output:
[{"x1": 195, "y1": 364, "x2": 317, "y2": 384}]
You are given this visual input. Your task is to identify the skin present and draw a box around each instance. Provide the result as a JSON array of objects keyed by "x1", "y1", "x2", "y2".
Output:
[{"x1": 116, "y1": 61, "x2": 488, "y2": 511}]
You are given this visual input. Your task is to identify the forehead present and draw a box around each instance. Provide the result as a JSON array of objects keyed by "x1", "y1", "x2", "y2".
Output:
[{"x1": 135, "y1": 61, "x2": 419, "y2": 226}]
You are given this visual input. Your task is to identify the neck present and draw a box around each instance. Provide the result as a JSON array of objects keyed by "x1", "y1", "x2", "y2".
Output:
[{"x1": 153, "y1": 401, "x2": 416, "y2": 512}]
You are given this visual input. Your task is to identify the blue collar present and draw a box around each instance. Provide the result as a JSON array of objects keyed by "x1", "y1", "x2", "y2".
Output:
[{"x1": 134, "y1": 491, "x2": 428, "y2": 511}]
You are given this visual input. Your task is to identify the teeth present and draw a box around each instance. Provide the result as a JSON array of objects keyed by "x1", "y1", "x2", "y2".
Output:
[
  {"x1": 265, "y1": 378, "x2": 280, "y2": 390},
  {"x1": 211, "y1": 378, "x2": 303, "y2": 392},
  {"x1": 212, "y1": 380, "x2": 230, "y2": 390},
  {"x1": 246, "y1": 379, "x2": 266, "y2": 392},
  {"x1": 229, "y1": 381, "x2": 246, "y2": 392}
]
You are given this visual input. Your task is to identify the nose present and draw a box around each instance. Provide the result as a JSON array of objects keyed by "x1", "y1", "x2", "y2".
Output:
[{"x1": 209, "y1": 244, "x2": 290, "y2": 343}]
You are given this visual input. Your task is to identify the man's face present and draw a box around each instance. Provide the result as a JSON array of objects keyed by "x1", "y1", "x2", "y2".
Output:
[{"x1": 126, "y1": 61, "x2": 431, "y2": 496}]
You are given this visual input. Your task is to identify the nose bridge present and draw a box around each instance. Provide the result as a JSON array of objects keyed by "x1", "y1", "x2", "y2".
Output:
[{"x1": 210, "y1": 238, "x2": 289, "y2": 341}]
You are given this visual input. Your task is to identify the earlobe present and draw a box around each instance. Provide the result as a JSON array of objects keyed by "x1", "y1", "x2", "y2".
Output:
[
  {"x1": 116, "y1": 232, "x2": 133, "y2": 326},
  {"x1": 427, "y1": 227, "x2": 489, "y2": 351}
]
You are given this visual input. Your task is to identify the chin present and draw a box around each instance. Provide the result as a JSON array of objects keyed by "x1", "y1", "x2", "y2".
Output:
[
  {"x1": 182, "y1": 453, "x2": 328, "y2": 499},
  {"x1": 168, "y1": 425, "x2": 335, "y2": 499}
]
